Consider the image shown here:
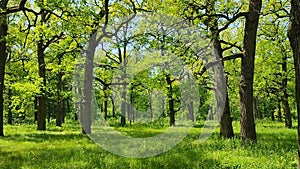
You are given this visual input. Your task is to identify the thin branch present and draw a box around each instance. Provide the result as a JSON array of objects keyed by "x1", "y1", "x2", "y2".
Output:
[
  {"x1": 196, "y1": 53, "x2": 243, "y2": 76},
  {"x1": 218, "y1": 12, "x2": 248, "y2": 33}
]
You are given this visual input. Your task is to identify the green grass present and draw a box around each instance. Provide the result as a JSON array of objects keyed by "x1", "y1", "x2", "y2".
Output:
[{"x1": 0, "y1": 120, "x2": 297, "y2": 169}]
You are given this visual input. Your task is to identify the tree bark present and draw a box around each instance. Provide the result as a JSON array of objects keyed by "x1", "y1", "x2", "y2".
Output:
[
  {"x1": 121, "y1": 89, "x2": 126, "y2": 126},
  {"x1": 149, "y1": 91, "x2": 153, "y2": 121},
  {"x1": 128, "y1": 85, "x2": 134, "y2": 124},
  {"x1": 111, "y1": 95, "x2": 116, "y2": 118},
  {"x1": 37, "y1": 11, "x2": 47, "y2": 131},
  {"x1": 81, "y1": 0, "x2": 109, "y2": 133},
  {"x1": 81, "y1": 34, "x2": 97, "y2": 134},
  {"x1": 103, "y1": 86, "x2": 108, "y2": 120},
  {"x1": 287, "y1": 0, "x2": 300, "y2": 167},
  {"x1": 0, "y1": 0, "x2": 8, "y2": 137},
  {"x1": 56, "y1": 72, "x2": 63, "y2": 127},
  {"x1": 34, "y1": 97, "x2": 38, "y2": 121},
  {"x1": 278, "y1": 100, "x2": 282, "y2": 122},
  {"x1": 166, "y1": 74, "x2": 175, "y2": 126},
  {"x1": 206, "y1": 0, "x2": 234, "y2": 138},
  {"x1": 282, "y1": 53, "x2": 292, "y2": 128},
  {"x1": 188, "y1": 101, "x2": 195, "y2": 122},
  {"x1": 239, "y1": 0, "x2": 261, "y2": 143}
]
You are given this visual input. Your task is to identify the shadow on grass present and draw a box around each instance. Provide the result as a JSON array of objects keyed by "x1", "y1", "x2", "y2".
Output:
[
  {"x1": 0, "y1": 143, "x2": 224, "y2": 169},
  {"x1": 1, "y1": 132, "x2": 88, "y2": 143},
  {"x1": 1, "y1": 123, "x2": 297, "y2": 169},
  {"x1": 0, "y1": 126, "x2": 226, "y2": 169}
]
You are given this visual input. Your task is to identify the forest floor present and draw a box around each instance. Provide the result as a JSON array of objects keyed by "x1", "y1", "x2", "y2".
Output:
[{"x1": 0, "y1": 120, "x2": 297, "y2": 169}]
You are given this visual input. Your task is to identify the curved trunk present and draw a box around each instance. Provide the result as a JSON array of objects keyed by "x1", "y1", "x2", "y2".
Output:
[
  {"x1": 206, "y1": 0, "x2": 234, "y2": 138},
  {"x1": 81, "y1": 34, "x2": 97, "y2": 134}
]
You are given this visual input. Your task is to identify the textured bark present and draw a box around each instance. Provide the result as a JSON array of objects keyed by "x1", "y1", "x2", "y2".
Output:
[
  {"x1": 239, "y1": 0, "x2": 261, "y2": 143},
  {"x1": 212, "y1": 39, "x2": 234, "y2": 138},
  {"x1": 206, "y1": 0, "x2": 234, "y2": 138},
  {"x1": 287, "y1": 0, "x2": 300, "y2": 167},
  {"x1": 81, "y1": 0, "x2": 109, "y2": 133},
  {"x1": 37, "y1": 11, "x2": 47, "y2": 131},
  {"x1": 0, "y1": 0, "x2": 8, "y2": 137},
  {"x1": 166, "y1": 74, "x2": 175, "y2": 126},
  {"x1": 282, "y1": 53, "x2": 292, "y2": 128},
  {"x1": 81, "y1": 34, "x2": 97, "y2": 134}
]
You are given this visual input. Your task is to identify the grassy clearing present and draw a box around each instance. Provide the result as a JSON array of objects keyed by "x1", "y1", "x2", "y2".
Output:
[{"x1": 0, "y1": 120, "x2": 297, "y2": 169}]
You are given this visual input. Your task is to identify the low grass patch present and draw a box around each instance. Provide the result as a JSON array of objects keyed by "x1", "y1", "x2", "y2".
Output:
[{"x1": 0, "y1": 120, "x2": 297, "y2": 169}]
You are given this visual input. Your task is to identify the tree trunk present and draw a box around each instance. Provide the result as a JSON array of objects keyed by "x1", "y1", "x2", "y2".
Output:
[
  {"x1": 288, "y1": 0, "x2": 300, "y2": 167},
  {"x1": 34, "y1": 97, "x2": 38, "y2": 121},
  {"x1": 271, "y1": 110, "x2": 275, "y2": 121},
  {"x1": 239, "y1": 0, "x2": 261, "y2": 143},
  {"x1": 149, "y1": 91, "x2": 153, "y2": 121},
  {"x1": 56, "y1": 72, "x2": 63, "y2": 127},
  {"x1": 128, "y1": 85, "x2": 134, "y2": 124},
  {"x1": 121, "y1": 88, "x2": 126, "y2": 126},
  {"x1": 188, "y1": 101, "x2": 195, "y2": 122},
  {"x1": 7, "y1": 87, "x2": 12, "y2": 124},
  {"x1": 36, "y1": 11, "x2": 47, "y2": 131},
  {"x1": 81, "y1": 34, "x2": 97, "y2": 134},
  {"x1": 166, "y1": 74, "x2": 175, "y2": 126},
  {"x1": 47, "y1": 99, "x2": 51, "y2": 123},
  {"x1": 0, "y1": 0, "x2": 8, "y2": 136},
  {"x1": 282, "y1": 54, "x2": 292, "y2": 128},
  {"x1": 111, "y1": 96, "x2": 116, "y2": 118},
  {"x1": 103, "y1": 86, "x2": 108, "y2": 120},
  {"x1": 212, "y1": 39, "x2": 234, "y2": 138},
  {"x1": 282, "y1": 94, "x2": 292, "y2": 128},
  {"x1": 278, "y1": 100, "x2": 282, "y2": 122},
  {"x1": 205, "y1": 0, "x2": 234, "y2": 138},
  {"x1": 120, "y1": 43, "x2": 128, "y2": 126},
  {"x1": 280, "y1": 38, "x2": 292, "y2": 128}
]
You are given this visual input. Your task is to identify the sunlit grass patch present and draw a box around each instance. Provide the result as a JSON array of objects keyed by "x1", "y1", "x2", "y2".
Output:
[{"x1": 0, "y1": 120, "x2": 297, "y2": 168}]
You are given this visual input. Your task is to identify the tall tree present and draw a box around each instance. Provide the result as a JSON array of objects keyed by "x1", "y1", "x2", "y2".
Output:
[
  {"x1": 36, "y1": 9, "x2": 47, "y2": 130},
  {"x1": 281, "y1": 42, "x2": 292, "y2": 128},
  {"x1": 0, "y1": 0, "x2": 8, "y2": 137},
  {"x1": 239, "y1": 0, "x2": 262, "y2": 143},
  {"x1": 206, "y1": 0, "x2": 234, "y2": 138},
  {"x1": 81, "y1": 0, "x2": 109, "y2": 133},
  {"x1": 287, "y1": 0, "x2": 300, "y2": 167}
]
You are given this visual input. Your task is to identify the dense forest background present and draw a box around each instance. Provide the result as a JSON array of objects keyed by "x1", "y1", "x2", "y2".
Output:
[{"x1": 1, "y1": 0, "x2": 300, "y2": 168}]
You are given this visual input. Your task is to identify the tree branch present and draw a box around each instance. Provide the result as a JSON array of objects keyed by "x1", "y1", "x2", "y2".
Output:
[{"x1": 195, "y1": 53, "x2": 243, "y2": 76}]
